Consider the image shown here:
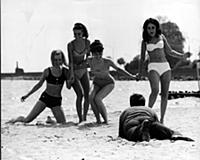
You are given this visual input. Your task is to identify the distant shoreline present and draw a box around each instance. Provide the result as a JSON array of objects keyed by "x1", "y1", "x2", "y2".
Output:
[{"x1": 1, "y1": 67, "x2": 199, "y2": 81}]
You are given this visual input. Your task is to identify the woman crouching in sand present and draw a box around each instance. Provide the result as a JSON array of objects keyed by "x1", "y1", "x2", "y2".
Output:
[
  {"x1": 77, "y1": 40, "x2": 136, "y2": 124},
  {"x1": 7, "y1": 50, "x2": 71, "y2": 125}
]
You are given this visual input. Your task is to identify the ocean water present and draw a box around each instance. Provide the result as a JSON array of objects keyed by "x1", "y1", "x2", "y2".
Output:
[{"x1": 1, "y1": 80, "x2": 199, "y2": 124}]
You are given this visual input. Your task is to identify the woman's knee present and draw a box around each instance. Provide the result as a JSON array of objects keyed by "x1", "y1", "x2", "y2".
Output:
[
  {"x1": 160, "y1": 92, "x2": 168, "y2": 99},
  {"x1": 89, "y1": 93, "x2": 95, "y2": 103},
  {"x1": 76, "y1": 92, "x2": 84, "y2": 100},
  {"x1": 151, "y1": 87, "x2": 159, "y2": 96},
  {"x1": 94, "y1": 96, "x2": 103, "y2": 105}
]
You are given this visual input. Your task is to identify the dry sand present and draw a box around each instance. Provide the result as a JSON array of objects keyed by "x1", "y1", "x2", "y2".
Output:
[{"x1": 2, "y1": 99, "x2": 200, "y2": 160}]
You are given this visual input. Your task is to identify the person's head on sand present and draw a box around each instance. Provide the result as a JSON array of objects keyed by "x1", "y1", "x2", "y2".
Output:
[
  {"x1": 130, "y1": 93, "x2": 145, "y2": 107},
  {"x1": 90, "y1": 40, "x2": 104, "y2": 58}
]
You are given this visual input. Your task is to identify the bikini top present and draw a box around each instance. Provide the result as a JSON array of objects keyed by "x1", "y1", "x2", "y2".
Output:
[
  {"x1": 146, "y1": 39, "x2": 164, "y2": 52},
  {"x1": 46, "y1": 67, "x2": 65, "y2": 85},
  {"x1": 89, "y1": 57, "x2": 109, "y2": 74},
  {"x1": 72, "y1": 40, "x2": 89, "y2": 64}
]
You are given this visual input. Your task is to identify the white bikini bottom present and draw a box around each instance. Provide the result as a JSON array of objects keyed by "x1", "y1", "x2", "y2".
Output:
[{"x1": 148, "y1": 62, "x2": 171, "y2": 76}]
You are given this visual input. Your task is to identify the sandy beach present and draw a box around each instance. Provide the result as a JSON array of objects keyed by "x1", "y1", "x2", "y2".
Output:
[
  {"x1": 2, "y1": 100, "x2": 200, "y2": 160},
  {"x1": 1, "y1": 80, "x2": 200, "y2": 160}
]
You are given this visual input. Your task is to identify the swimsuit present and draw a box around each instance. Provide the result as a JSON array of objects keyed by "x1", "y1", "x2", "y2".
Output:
[
  {"x1": 71, "y1": 40, "x2": 89, "y2": 79},
  {"x1": 39, "y1": 92, "x2": 62, "y2": 108},
  {"x1": 93, "y1": 76, "x2": 114, "y2": 88},
  {"x1": 146, "y1": 40, "x2": 164, "y2": 52},
  {"x1": 46, "y1": 67, "x2": 65, "y2": 85},
  {"x1": 148, "y1": 62, "x2": 171, "y2": 76},
  {"x1": 89, "y1": 58, "x2": 115, "y2": 88},
  {"x1": 39, "y1": 67, "x2": 65, "y2": 108},
  {"x1": 146, "y1": 39, "x2": 171, "y2": 76}
]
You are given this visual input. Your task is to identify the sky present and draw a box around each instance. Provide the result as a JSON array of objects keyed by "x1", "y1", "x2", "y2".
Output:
[{"x1": 1, "y1": 0, "x2": 200, "y2": 73}]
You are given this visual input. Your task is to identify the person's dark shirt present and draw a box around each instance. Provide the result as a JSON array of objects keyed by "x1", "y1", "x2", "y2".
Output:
[{"x1": 119, "y1": 106, "x2": 159, "y2": 138}]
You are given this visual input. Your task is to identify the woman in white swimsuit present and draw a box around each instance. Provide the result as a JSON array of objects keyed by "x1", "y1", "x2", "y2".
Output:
[
  {"x1": 137, "y1": 18, "x2": 188, "y2": 123},
  {"x1": 67, "y1": 23, "x2": 90, "y2": 123}
]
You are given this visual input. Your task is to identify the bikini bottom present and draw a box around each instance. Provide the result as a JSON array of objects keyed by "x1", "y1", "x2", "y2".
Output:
[
  {"x1": 39, "y1": 92, "x2": 62, "y2": 108},
  {"x1": 148, "y1": 62, "x2": 171, "y2": 76},
  {"x1": 74, "y1": 68, "x2": 88, "y2": 80},
  {"x1": 93, "y1": 77, "x2": 114, "y2": 88}
]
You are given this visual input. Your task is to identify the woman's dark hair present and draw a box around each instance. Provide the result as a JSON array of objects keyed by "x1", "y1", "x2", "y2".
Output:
[
  {"x1": 73, "y1": 23, "x2": 89, "y2": 39},
  {"x1": 142, "y1": 18, "x2": 162, "y2": 42},
  {"x1": 90, "y1": 40, "x2": 104, "y2": 53},
  {"x1": 51, "y1": 50, "x2": 67, "y2": 66},
  {"x1": 130, "y1": 93, "x2": 145, "y2": 106}
]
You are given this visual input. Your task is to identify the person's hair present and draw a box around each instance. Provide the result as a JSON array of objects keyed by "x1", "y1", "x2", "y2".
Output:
[
  {"x1": 130, "y1": 93, "x2": 145, "y2": 106},
  {"x1": 90, "y1": 40, "x2": 104, "y2": 53},
  {"x1": 142, "y1": 18, "x2": 162, "y2": 42},
  {"x1": 73, "y1": 23, "x2": 89, "y2": 39},
  {"x1": 51, "y1": 50, "x2": 67, "y2": 66}
]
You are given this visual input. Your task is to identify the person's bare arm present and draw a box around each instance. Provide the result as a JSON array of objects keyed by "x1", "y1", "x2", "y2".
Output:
[
  {"x1": 67, "y1": 43, "x2": 75, "y2": 81},
  {"x1": 162, "y1": 34, "x2": 188, "y2": 59},
  {"x1": 109, "y1": 59, "x2": 136, "y2": 79},
  {"x1": 21, "y1": 69, "x2": 47, "y2": 101},
  {"x1": 137, "y1": 40, "x2": 146, "y2": 79}
]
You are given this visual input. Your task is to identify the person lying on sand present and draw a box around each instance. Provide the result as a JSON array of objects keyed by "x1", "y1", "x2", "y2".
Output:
[{"x1": 118, "y1": 93, "x2": 194, "y2": 142}]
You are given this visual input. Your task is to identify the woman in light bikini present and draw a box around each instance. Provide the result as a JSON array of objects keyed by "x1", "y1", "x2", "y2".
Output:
[
  {"x1": 137, "y1": 18, "x2": 188, "y2": 123},
  {"x1": 67, "y1": 23, "x2": 90, "y2": 123},
  {"x1": 79, "y1": 40, "x2": 136, "y2": 124}
]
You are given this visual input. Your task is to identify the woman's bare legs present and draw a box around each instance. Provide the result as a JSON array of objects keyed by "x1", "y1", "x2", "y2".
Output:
[
  {"x1": 80, "y1": 72, "x2": 90, "y2": 121},
  {"x1": 89, "y1": 85, "x2": 101, "y2": 123},
  {"x1": 160, "y1": 70, "x2": 171, "y2": 123},
  {"x1": 94, "y1": 84, "x2": 114, "y2": 124},
  {"x1": 51, "y1": 106, "x2": 66, "y2": 124},
  {"x1": 72, "y1": 80, "x2": 84, "y2": 123},
  {"x1": 148, "y1": 71, "x2": 160, "y2": 108},
  {"x1": 8, "y1": 101, "x2": 46, "y2": 124}
]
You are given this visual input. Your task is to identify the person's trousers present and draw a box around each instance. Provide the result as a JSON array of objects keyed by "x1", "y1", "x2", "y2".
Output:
[{"x1": 125, "y1": 121, "x2": 174, "y2": 141}]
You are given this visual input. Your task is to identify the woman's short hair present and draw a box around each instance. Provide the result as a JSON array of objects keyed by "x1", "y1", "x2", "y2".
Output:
[
  {"x1": 51, "y1": 50, "x2": 67, "y2": 66},
  {"x1": 90, "y1": 40, "x2": 104, "y2": 53},
  {"x1": 73, "y1": 23, "x2": 89, "y2": 39},
  {"x1": 142, "y1": 18, "x2": 162, "y2": 42},
  {"x1": 130, "y1": 93, "x2": 145, "y2": 106}
]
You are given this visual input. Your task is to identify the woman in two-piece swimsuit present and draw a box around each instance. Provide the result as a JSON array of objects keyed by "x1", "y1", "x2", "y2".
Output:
[
  {"x1": 67, "y1": 23, "x2": 90, "y2": 123},
  {"x1": 138, "y1": 18, "x2": 188, "y2": 123},
  {"x1": 7, "y1": 50, "x2": 70, "y2": 124},
  {"x1": 86, "y1": 40, "x2": 136, "y2": 124}
]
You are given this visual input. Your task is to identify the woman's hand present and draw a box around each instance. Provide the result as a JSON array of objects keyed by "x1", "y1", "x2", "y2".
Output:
[
  {"x1": 21, "y1": 95, "x2": 28, "y2": 102},
  {"x1": 182, "y1": 52, "x2": 191, "y2": 59},
  {"x1": 136, "y1": 73, "x2": 141, "y2": 81}
]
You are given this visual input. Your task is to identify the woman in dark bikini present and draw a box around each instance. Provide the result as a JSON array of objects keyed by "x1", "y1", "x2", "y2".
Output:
[
  {"x1": 7, "y1": 50, "x2": 70, "y2": 124},
  {"x1": 67, "y1": 23, "x2": 90, "y2": 123}
]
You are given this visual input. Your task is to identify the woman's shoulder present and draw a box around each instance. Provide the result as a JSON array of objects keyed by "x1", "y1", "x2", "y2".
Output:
[
  {"x1": 103, "y1": 57, "x2": 113, "y2": 62},
  {"x1": 42, "y1": 67, "x2": 50, "y2": 78},
  {"x1": 62, "y1": 65, "x2": 70, "y2": 71},
  {"x1": 103, "y1": 57, "x2": 114, "y2": 65},
  {"x1": 67, "y1": 40, "x2": 75, "y2": 47}
]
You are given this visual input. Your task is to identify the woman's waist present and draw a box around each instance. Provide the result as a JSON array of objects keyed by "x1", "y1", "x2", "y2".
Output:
[
  {"x1": 148, "y1": 52, "x2": 167, "y2": 62},
  {"x1": 93, "y1": 74, "x2": 114, "y2": 80},
  {"x1": 148, "y1": 61, "x2": 169, "y2": 65},
  {"x1": 149, "y1": 58, "x2": 168, "y2": 63},
  {"x1": 45, "y1": 85, "x2": 63, "y2": 97}
]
